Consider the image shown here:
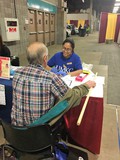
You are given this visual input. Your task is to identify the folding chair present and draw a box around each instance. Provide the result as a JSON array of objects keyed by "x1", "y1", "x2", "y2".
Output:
[{"x1": 0, "y1": 119, "x2": 56, "y2": 160}]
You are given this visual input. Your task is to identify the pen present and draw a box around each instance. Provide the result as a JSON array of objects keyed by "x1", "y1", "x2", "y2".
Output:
[{"x1": 69, "y1": 80, "x2": 72, "y2": 86}]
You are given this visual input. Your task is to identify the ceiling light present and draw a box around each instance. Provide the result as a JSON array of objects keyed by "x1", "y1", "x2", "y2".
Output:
[
  {"x1": 113, "y1": 6, "x2": 119, "y2": 13},
  {"x1": 115, "y1": 3, "x2": 120, "y2": 7},
  {"x1": 116, "y1": 0, "x2": 120, "y2": 2}
]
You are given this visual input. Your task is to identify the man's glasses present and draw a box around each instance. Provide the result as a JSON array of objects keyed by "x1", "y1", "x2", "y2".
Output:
[{"x1": 62, "y1": 47, "x2": 72, "y2": 53}]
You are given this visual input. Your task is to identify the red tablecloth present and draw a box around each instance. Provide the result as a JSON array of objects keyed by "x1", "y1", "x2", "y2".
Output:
[{"x1": 64, "y1": 97, "x2": 103, "y2": 154}]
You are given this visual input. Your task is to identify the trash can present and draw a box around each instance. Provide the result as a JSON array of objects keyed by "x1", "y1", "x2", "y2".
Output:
[{"x1": 80, "y1": 29, "x2": 86, "y2": 37}]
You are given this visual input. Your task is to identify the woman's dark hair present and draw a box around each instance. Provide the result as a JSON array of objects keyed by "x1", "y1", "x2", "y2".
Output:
[
  {"x1": 62, "y1": 38, "x2": 75, "y2": 49},
  {"x1": 0, "y1": 35, "x2": 3, "y2": 47}
]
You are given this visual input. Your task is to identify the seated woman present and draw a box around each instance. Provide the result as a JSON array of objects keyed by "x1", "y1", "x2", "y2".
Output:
[
  {"x1": 47, "y1": 38, "x2": 83, "y2": 76},
  {"x1": 0, "y1": 34, "x2": 11, "y2": 57}
]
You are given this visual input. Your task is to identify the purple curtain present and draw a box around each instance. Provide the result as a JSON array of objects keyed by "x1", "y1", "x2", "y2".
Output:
[
  {"x1": 85, "y1": 20, "x2": 89, "y2": 26},
  {"x1": 99, "y1": 12, "x2": 108, "y2": 43},
  {"x1": 114, "y1": 15, "x2": 120, "y2": 42},
  {"x1": 70, "y1": 20, "x2": 78, "y2": 27}
]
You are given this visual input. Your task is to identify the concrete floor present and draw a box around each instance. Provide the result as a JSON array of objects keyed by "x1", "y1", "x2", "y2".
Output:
[{"x1": 0, "y1": 32, "x2": 120, "y2": 159}]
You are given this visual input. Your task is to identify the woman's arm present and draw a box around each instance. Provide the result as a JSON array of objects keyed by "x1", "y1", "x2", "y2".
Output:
[
  {"x1": 68, "y1": 69, "x2": 83, "y2": 76},
  {"x1": 45, "y1": 65, "x2": 51, "y2": 71}
]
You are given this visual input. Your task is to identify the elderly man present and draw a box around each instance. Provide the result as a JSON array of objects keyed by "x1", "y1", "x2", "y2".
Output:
[{"x1": 11, "y1": 42, "x2": 96, "y2": 126}]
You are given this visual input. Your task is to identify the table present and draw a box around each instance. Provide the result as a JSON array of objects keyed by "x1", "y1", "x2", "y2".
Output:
[
  {"x1": 0, "y1": 78, "x2": 12, "y2": 123},
  {"x1": 64, "y1": 96, "x2": 103, "y2": 154},
  {"x1": 62, "y1": 74, "x2": 104, "y2": 154}
]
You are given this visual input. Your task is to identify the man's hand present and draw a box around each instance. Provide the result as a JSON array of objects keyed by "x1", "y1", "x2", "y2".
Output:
[{"x1": 85, "y1": 80, "x2": 96, "y2": 89}]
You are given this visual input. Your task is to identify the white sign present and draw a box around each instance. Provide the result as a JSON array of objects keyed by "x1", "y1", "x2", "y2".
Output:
[{"x1": 0, "y1": 84, "x2": 6, "y2": 105}]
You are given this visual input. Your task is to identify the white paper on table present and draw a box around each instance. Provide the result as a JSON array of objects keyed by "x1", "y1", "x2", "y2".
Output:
[
  {"x1": 94, "y1": 76, "x2": 105, "y2": 85},
  {"x1": 0, "y1": 84, "x2": 6, "y2": 105},
  {"x1": 62, "y1": 73, "x2": 105, "y2": 97},
  {"x1": 61, "y1": 75, "x2": 76, "y2": 88},
  {"x1": 90, "y1": 84, "x2": 103, "y2": 98}
]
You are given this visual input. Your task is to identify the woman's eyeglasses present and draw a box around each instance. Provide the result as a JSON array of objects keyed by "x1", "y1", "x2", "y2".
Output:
[{"x1": 62, "y1": 47, "x2": 72, "y2": 52}]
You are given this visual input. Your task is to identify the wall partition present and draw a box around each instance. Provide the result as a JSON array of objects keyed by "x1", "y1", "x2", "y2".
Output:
[
  {"x1": 99, "y1": 12, "x2": 120, "y2": 43},
  {"x1": 105, "y1": 13, "x2": 117, "y2": 41},
  {"x1": 114, "y1": 15, "x2": 120, "y2": 42},
  {"x1": 99, "y1": 12, "x2": 108, "y2": 43}
]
